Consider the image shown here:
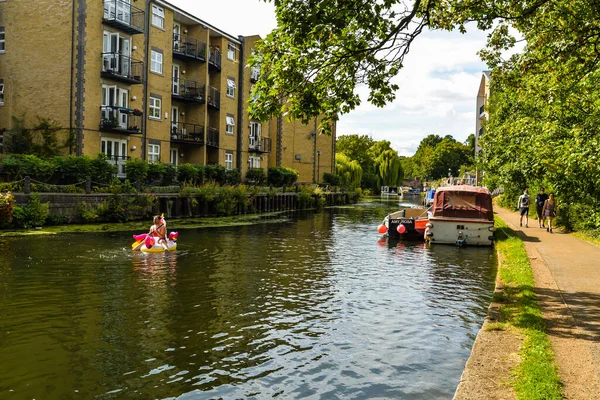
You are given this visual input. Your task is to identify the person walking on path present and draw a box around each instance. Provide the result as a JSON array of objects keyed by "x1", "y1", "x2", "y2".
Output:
[
  {"x1": 542, "y1": 193, "x2": 558, "y2": 233},
  {"x1": 517, "y1": 189, "x2": 531, "y2": 228},
  {"x1": 535, "y1": 188, "x2": 549, "y2": 228}
]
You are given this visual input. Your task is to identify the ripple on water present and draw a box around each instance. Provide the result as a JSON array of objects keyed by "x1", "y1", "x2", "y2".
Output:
[{"x1": 0, "y1": 203, "x2": 496, "y2": 399}]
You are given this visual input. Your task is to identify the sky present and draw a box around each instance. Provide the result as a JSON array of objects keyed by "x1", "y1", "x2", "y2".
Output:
[{"x1": 168, "y1": 0, "x2": 490, "y2": 156}]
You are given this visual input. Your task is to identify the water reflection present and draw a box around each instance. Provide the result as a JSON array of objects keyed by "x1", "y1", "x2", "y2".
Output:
[{"x1": 0, "y1": 201, "x2": 496, "y2": 399}]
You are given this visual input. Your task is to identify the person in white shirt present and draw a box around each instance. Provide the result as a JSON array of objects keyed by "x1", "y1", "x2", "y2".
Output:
[{"x1": 517, "y1": 189, "x2": 531, "y2": 228}]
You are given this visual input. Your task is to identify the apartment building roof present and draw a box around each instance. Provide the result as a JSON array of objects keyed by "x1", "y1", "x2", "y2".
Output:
[{"x1": 156, "y1": 0, "x2": 243, "y2": 45}]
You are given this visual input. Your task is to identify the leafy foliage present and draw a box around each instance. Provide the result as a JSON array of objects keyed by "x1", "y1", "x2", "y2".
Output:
[
  {"x1": 373, "y1": 149, "x2": 403, "y2": 192},
  {"x1": 246, "y1": 168, "x2": 267, "y2": 185},
  {"x1": 0, "y1": 192, "x2": 16, "y2": 226},
  {"x1": 267, "y1": 167, "x2": 299, "y2": 186},
  {"x1": 335, "y1": 153, "x2": 362, "y2": 189}
]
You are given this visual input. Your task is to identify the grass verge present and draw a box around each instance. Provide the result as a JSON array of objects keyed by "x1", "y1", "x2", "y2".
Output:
[
  {"x1": 493, "y1": 216, "x2": 563, "y2": 400},
  {"x1": 571, "y1": 231, "x2": 600, "y2": 248}
]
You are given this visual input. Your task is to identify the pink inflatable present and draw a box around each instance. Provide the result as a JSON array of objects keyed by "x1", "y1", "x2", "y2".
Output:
[
  {"x1": 169, "y1": 232, "x2": 179, "y2": 241},
  {"x1": 145, "y1": 236, "x2": 155, "y2": 249}
]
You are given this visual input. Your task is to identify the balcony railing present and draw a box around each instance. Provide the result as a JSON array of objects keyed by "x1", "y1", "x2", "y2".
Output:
[
  {"x1": 207, "y1": 86, "x2": 220, "y2": 109},
  {"x1": 100, "y1": 106, "x2": 143, "y2": 134},
  {"x1": 103, "y1": 0, "x2": 145, "y2": 34},
  {"x1": 173, "y1": 34, "x2": 207, "y2": 62},
  {"x1": 171, "y1": 122, "x2": 204, "y2": 144},
  {"x1": 209, "y1": 49, "x2": 222, "y2": 71},
  {"x1": 249, "y1": 136, "x2": 272, "y2": 154},
  {"x1": 206, "y1": 127, "x2": 219, "y2": 148},
  {"x1": 101, "y1": 53, "x2": 143, "y2": 84},
  {"x1": 250, "y1": 67, "x2": 260, "y2": 83},
  {"x1": 172, "y1": 78, "x2": 206, "y2": 103}
]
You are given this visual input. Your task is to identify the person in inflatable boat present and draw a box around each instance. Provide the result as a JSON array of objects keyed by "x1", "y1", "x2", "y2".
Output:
[{"x1": 149, "y1": 215, "x2": 168, "y2": 249}]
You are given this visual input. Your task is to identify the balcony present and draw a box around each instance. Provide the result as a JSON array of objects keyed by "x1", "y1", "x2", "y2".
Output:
[
  {"x1": 249, "y1": 137, "x2": 272, "y2": 154},
  {"x1": 171, "y1": 122, "x2": 204, "y2": 145},
  {"x1": 173, "y1": 34, "x2": 207, "y2": 62},
  {"x1": 209, "y1": 49, "x2": 222, "y2": 71},
  {"x1": 250, "y1": 67, "x2": 260, "y2": 83},
  {"x1": 101, "y1": 53, "x2": 143, "y2": 84},
  {"x1": 172, "y1": 79, "x2": 206, "y2": 103},
  {"x1": 207, "y1": 87, "x2": 220, "y2": 110},
  {"x1": 100, "y1": 106, "x2": 143, "y2": 135},
  {"x1": 206, "y1": 127, "x2": 219, "y2": 148},
  {"x1": 103, "y1": 0, "x2": 145, "y2": 34}
]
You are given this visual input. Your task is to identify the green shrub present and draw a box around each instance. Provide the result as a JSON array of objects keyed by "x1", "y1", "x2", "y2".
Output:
[
  {"x1": 162, "y1": 164, "x2": 178, "y2": 185},
  {"x1": 268, "y1": 167, "x2": 299, "y2": 186},
  {"x1": 323, "y1": 172, "x2": 341, "y2": 186},
  {"x1": 12, "y1": 193, "x2": 49, "y2": 228},
  {"x1": 246, "y1": 168, "x2": 266, "y2": 185},
  {"x1": 51, "y1": 155, "x2": 92, "y2": 184},
  {"x1": 224, "y1": 169, "x2": 241, "y2": 185},
  {"x1": 90, "y1": 154, "x2": 116, "y2": 183},
  {"x1": 147, "y1": 162, "x2": 166, "y2": 184},
  {"x1": 195, "y1": 165, "x2": 206, "y2": 185},
  {"x1": 1, "y1": 155, "x2": 24, "y2": 180},
  {"x1": 125, "y1": 158, "x2": 149, "y2": 184},
  {"x1": 177, "y1": 163, "x2": 199, "y2": 185},
  {"x1": 0, "y1": 192, "x2": 16, "y2": 225},
  {"x1": 205, "y1": 164, "x2": 226, "y2": 183}
]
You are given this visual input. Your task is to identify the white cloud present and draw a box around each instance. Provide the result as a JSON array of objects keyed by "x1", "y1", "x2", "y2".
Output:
[{"x1": 167, "y1": 1, "x2": 490, "y2": 157}]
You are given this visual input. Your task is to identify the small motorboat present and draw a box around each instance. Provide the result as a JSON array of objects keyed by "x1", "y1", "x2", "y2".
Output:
[
  {"x1": 378, "y1": 207, "x2": 429, "y2": 241},
  {"x1": 132, "y1": 232, "x2": 179, "y2": 252}
]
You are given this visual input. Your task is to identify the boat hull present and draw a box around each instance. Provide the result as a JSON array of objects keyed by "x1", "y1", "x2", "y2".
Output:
[{"x1": 426, "y1": 217, "x2": 495, "y2": 246}]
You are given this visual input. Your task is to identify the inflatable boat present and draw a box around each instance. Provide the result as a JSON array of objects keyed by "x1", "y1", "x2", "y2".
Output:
[{"x1": 132, "y1": 232, "x2": 179, "y2": 252}]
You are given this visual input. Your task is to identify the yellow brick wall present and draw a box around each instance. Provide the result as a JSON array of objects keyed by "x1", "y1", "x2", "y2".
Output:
[{"x1": 0, "y1": 0, "x2": 72, "y2": 149}]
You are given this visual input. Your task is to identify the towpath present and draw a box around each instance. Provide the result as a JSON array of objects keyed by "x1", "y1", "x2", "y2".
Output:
[{"x1": 494, "y1": 206, "x2": 600, "y2": 399}]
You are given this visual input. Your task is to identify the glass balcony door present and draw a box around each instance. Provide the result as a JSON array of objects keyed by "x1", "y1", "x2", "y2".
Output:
[
  {"x1": 103, "y1": 31, "x2": 131, "y2": 76},
  {"x1": 250, "y1": 122, "x2": 261, "y2": 149},
  {"x1": 101, "y1": 138, "x2": 128, "y2": 178}
]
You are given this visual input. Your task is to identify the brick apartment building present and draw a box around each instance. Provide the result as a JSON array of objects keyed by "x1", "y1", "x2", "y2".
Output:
[{"x1": 0, "y1": 0, "x2": 335, "y2": 183}]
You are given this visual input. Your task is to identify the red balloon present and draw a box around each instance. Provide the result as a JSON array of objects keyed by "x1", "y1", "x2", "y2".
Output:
[
  {"x1": 397, "y1": 224, "x2": 407, "y2": 234},
  {"x1": 377, "y1": 224, "x2": 387, "y2": 234}
]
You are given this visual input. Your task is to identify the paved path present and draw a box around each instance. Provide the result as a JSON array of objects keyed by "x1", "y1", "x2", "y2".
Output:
[{"x1": 495, "y1": 207, "x2": 600, "y2": 399}]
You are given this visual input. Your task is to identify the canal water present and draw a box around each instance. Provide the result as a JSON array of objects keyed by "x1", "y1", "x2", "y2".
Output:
[{"x1": 0, "y1": 199, "x2": 497, "y2": 399}]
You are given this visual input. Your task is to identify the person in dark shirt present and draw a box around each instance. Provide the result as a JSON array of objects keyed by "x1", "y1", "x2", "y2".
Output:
[{"x1": 535, "y1": 188, "x2": 549, "y2": 228}]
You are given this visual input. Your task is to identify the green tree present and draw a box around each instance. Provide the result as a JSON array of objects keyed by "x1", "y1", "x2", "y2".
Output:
[
  {"x1": 336, "y1": 134, "x2": 375, "y2": 172},
  {"x1": 374, "y1": 149, "x2": 403, "y2": 192},
  {"x1": 335, "y1": 153, "x2": 363, "y2": 189}
]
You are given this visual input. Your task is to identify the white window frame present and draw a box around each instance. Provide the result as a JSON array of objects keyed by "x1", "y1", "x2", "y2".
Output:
[
  {"x1": 148, "y1": 143, "x2": 160, "y2": 163},
  {"x1": 226, "y1": 78, "x2": 236, "y2": 98},
  {"x1": 151, "y1": 5, "x2": 165, "y2": 29},
  {"x1": 0, "y1": 78, "x2": 4, "y2": 105},
  {"x1": 249, "y1": 121, "x2": 261, "y2": 149},
  {"x1": 225, "y1": 152, "x2": 233, "y2": 170},
  {"x1": 226, "y1": 115, "x2": 235, "y2": 134},
  {"x1": 249, "y1": 156, "x2": 260, "y2": 169},
  {"x1": 151, "y1": 50, "x2": 163, "y2": 74},
  {"x1": 227, "y1": 43, "x2": 237, "y2": 61},
  {"x1": 149, "y1": 96, "x2": 161, "y2": 120},
  {"x1": 0, "y1": 27, "x2": 5, "y2": 53}
]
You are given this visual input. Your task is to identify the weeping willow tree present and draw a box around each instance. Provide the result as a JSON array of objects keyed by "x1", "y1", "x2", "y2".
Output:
[
  {"x1": 335, "y1": 153, "x2": 363, "y2": 189},
  {"x1": 374, "y1": 149, "x2": 403, "y2": 193}
]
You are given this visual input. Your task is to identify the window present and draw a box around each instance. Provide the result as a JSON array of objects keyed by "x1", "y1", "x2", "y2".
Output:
[
  {"x1": 249, "y1": 156, "x2": 260, "y2": 169},
  {"x1": 226, "y1": 115, "x2": 235, "y2": 134},
  {"x1": 0, "y1": 78, "x2": 4, "y2": 105},
  {"x1": 227, "y1": 43, "x2": 237, "y2": 61},
  {"x1": 149, "y1": 96, "x2": 161, "y2": 119},
  {"x1": 250, "y1": 121, "x2": 261, "y2": 148},
  {"x1": 148, "y1": 144, "x2": 160, "y2": 163},
  {"x1": 0, "y1": 27, "x2": 5, "y2": 52},
  {"x1": 151, "y1": 50, "x2": 163, "y2": 74},
  {"x1": 225, "y1": 152, "x2": 233, "y2": 170},
  {"x1": 226, "y1": 78, "x2": 236, "y2": 98},
  {"x1": 152, "y1": 5, "x2": 164, "y2": 29}
]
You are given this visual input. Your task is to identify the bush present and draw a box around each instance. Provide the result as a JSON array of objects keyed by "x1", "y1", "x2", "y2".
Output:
[
  {"x1": 90, "y1": 154, "x2": 117, "y2": 183},
  {"x1": 205, "y1": 164, "x2": 226, "y2": 183},
  {"x1": 246, "y1": 168, "x2": 266, "y2": 185},
  {"x1": 0, "y1": 192, "x2": 16, "y2": 225},
  {"x1": 147, "y1": 162, "x2": 166, "y2": 184},
  {"x1": 268, "y1": 167, "x2": 299, "y2": 186},
  {"x1": 12, "y1": 193, "x2": 49, "y2": 228},
  {"x1": 51, "y1": 155, "x2": 91, "y2": 184},
  {"x1": 125, "y1": 158, "x2": 149, "y2": 184},
  {"x1": 224, "y1": 169, "x2": 241, "y2": 185},
  {"x1": 323, "y1": 172, "x2": 341, "y2": 186},
  {"x1": 177, "y1": 163, "x2": 199, "y2": 185},
  {"x1": 162, "y1": 164, "x2": 178, "y2": 185}
]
